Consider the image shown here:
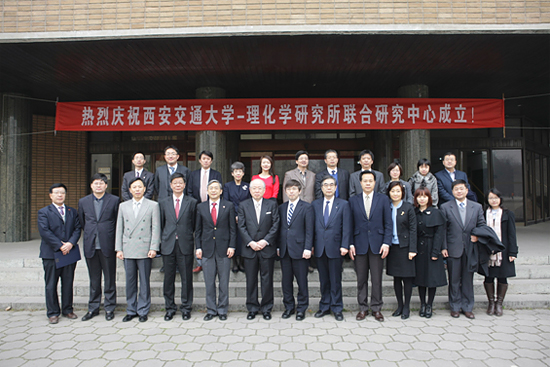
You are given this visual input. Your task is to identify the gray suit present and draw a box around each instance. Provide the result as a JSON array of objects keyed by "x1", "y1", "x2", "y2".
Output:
[
  {"x1": 282, "y1": 168, "x2": 316, "y2": 203},
  {"x1": 115, "y1": 198, "x2": 160, "y2": 316},
  {"x1": 440, "y1": 199, "x2": 486, "y2": 312},
  {"x1": 349, "y1": 169, "x2": 385, "y2": 197}
]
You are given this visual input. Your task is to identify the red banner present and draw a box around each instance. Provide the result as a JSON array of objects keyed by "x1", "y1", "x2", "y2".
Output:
[{"x1": 55, "y1": 98, "x2": 504, "y2": 131}]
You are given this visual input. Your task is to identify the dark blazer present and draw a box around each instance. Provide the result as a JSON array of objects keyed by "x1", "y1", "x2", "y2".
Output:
[
  {"x1": 312, "y1": 197, "x2": 351, "y2": 259},
  {"x1": 435, "y1": 169, "x2": 476, "y2": 204},
  {"x1": 121, "y1": 170, "x2": 154, "y2": 201},
  {"x1": 393, "y1": 201, "x2": 418, "y2": 252},
  {"x1": 349, "y1": 192, "x2": 393, "y2": 255},
  {"x1": 195, "y1": 199, "x2": 237, "y2": 259},
  {"x1": 78, "y1": 193, "x2": 120, "y2": 258},
  {"x1": 277, "y1": 200, "x2": 314, "y2": 259},
  {"x1": 154, "y1": 164, "x2": 190, "y2": 200},
  {"x1": 440, "y1": 199, "x2": 486, "y2": 259},
  {"x1": 159, "y1": 195, "x2": 197, "y2": 256},
  {"x1": 187, "y1": 168, "x2": 223, "y2": 203},
  {"x1": 349, "y1": 169, "x2": 385, "y2": 197},
  {"x1": 237, "y1": 198, "x2": 280, "y2": 259},
  {"x1": 472, "y1": 225, "x2": 506, "y2": 276},
  {"x1": 315, "y1": 168, "x2": 350, "y2": 200},
  {"x1": 38, "y1": 204, "x2": 81, "y2": 259},
  {"x1": 223, "y1": 181, "x2": 251, "y2": 213},
  {"x1": 481, "y1": 208, "x2": 518, "y2": 278}
]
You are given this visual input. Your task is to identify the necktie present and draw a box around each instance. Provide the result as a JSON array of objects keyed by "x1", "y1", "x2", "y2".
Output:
[
  {"x1": 459, "y1": 202, "x2": 466, "y2": 225},
  {"x1": 136, "y1": 170, "x2": 140, "y2": 178},
  {"x1": 331, "y1": 170, "x2": 339, "y2": 198},
  {"x1": 255, "y1": 202, "x2": 261, "y2": 223},
  {"x1": 324, "y1": 200, "x2": 330, "y2": 226},
  {"x1": 288, "y1": 203, "x2": 294, "y2": 226},
  {"x1": 169, "y1": 166, "x2": 175, "y2": 175},
  {"x1": 212, "y1": 203, "x2": 217, "y2": 225},
  {"x1": 302, "y1": 172, "x2": 306, "y2": 184},
  {"x1": 175, "y1": 198, "x2": 180, "y2": 219},
  {"x1": 58, "y1": 206, "x2": 64, "y2": 216},
  {"x1": 133, "y1": 202, "x2": 140, "y2": 218},
  {"x1": 365, "y1": 195, "x2": 371, "y2": 219},
  {"x1": 201, "y1": 170, "x2": 208, "y2": 202}
]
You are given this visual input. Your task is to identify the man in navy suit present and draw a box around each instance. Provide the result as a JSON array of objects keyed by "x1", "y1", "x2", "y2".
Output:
[
  {"x1": 349, "y1": 171, "x2": 393, "y2": 322},
  {"x1": 122, "y1": 151, "x2": 155, "y2": 201},
  {"x1": 154, "y1": 145, "x2": 190, "y2": 200},
  {"x1": 315, "y1": 149, "x2": 350, "y2": 200},
  {"x1": 78, "y1": 173, "x2": 120, "y2": 321},
  {"x1": 435, "y1": 152, "x2": 476, "y2": 204},
  {"x1": 37, "y1": 183, "x2": 81, "y2": 324},
  {"x1": 238, "y1": 179, "x2": 280, "y2": 320},
  {"x1": 277, "y1": 179, "x2": 314, "y2": 321},
  {"x1": 312, "y1": 176, "x2": 351, "y2": 321}
]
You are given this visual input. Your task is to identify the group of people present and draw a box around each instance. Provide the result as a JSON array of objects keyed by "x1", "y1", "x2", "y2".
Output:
[{"x1": 37, "y1": 147, "x2": 518, "y2": 325}]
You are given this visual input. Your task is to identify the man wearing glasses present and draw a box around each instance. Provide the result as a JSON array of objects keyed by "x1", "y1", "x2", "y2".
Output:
[{"x1": 154, "y1": 145, "x2": 189, "y2": 200}]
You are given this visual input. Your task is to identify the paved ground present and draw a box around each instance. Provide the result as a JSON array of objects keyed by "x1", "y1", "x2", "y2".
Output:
[{"x1": 1, "y1": 308, "x2": 549, "y2": 367}]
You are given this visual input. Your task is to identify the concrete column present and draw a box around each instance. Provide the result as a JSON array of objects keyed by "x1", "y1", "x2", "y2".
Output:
[
  {"x1": 398, "y1": 85, "x2": 431, "y2": 180},
  {"x1": 0, "y1": 94, "x2": 32, "y2": 242},
  {"x1": 195, "y1": 87, "x2": 230, "y2": 183},
  {"x1": 373, "y1": 131, "x2": 393, "y2": 177}
]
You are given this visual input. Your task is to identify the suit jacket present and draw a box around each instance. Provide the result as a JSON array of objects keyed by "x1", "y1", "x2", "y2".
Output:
[
  {"x1": 440, "y1": 199, "x2": 486, "y2": 259},
  {"x1": 312, "y1": 197, "x2": 351, "y2": 259},
  {"x1": 121, "y1": 170, "x2": 155, "y2": 201},
  {"x1": 115, "y1": 198, "x2": 160, "y2": 259},
  {"x1": 472, "y1": 225, "x2": 506, "y2": 275},
  {"x1": 195, "y1": 199, "x2": 237, "y2": 258},
  {"x1": 78, "y1": 192, "x2": 120, "y2": 258},
  {"x1": 282, "y1": 168, "x2": 316, "y2": 203},
  {"x1": 349, "y1": 169, "x2": 385, "y2": 197},
  {"x1": 187, "y1": 168, "x2": 223, "y2": 203},
  {"x1": 38, "y1": 204, "x2": 81, "y2": 259},
  {"x1": 154, "y1": 164, "x2": 190, "y2": 200},
  {"x1": 159, "y1": 195, "x2": 197, "y2": 256},
  {"x1": 237, "y1": 198, "x2": 280, "y2": 259},
  {"x1": 349, "y1": 192, "x2": 393, "y2": 255},
  {"x1": 277, "y1": 200, "x2": 314, "y2": 259},
  {"x1": 435, "y1": 169, "x2": 476, "y2": 204},
  {"x1": 315, "y1": 168, "x2": 350, "y2": 200},
  {"x1": 393, "y1": 201, "x2": 418, "y2": 252}
]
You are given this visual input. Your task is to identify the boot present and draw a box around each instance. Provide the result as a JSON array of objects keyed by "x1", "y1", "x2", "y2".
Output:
[
  {"x1": 495, "y1": 283, "x2": 508, "y2": 316},
  {"x1": 484, "y1": 282, "x2": 496, "y2": 315}
]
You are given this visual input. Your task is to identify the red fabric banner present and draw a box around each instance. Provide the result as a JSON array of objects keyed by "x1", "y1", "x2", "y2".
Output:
[{"x1": 55, "y1": 98, "x2": 504, "y2": 131}]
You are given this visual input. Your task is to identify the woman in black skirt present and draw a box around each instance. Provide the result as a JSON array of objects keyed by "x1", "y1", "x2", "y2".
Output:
[
  {"x1": 386, "y1": 181, "x2": 417, "y2": 319},
  {"x1": 413, "y1": 187, "x2": 447, "y2": 318}
]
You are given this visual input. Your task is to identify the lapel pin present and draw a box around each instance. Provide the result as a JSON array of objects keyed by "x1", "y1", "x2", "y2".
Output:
[
  {"x1": 426, "y1": 211, "x2": 431, "y2": 214},
  {"x1": 401, "y1": 211, "x2": 404, "y2": 216}
]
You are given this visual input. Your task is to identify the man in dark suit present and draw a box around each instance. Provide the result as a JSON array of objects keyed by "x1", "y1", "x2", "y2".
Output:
[
  {"x1": 159, "y1": 172, "x2": 197, "y2": 321},
  {"x1": 277, "y1": 179, "x2": 314, "y2": 321},
  {"x1": 37, "y1": 183, "x2": 81, "y2": 324},
  {"x1": 282, "y1": 150, "x2": 316, "y2": 203},
  {"x1": 154, "y1": 145, "x2": 190, "y2": 200},
  {"x1": 78, "y1": 173, "x2": 120, "y2": 321},
  {"x1": 312, "y1": 176, "x2": 351, "y2": 321},
  {"x1": 195, "y1": 180, "x2": 237, "y2": 321},
  {"x1": 435, "y1": 152, "x2": 476, "y2": 204},
  {"x1": 440, "y1": 179, "x2": 486, "y2": 319},
  {"x1": 349, "y1": 149, "x2": 385, "y2": 196},
  {"x1": 238, "y1": 179, "x2": 280, "y2": 320},
  {"x1": 122, "y1": 151, "x2": 155, "y2": 201},
  {"x1": 315, "y1": 149, "x2": 350, "y2": 200},
  {"x1": 349, "y1": 171, "x2": 393, "y2": 322}
]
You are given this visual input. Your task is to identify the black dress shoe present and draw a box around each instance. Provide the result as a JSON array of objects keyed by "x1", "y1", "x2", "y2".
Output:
[
  {"x1": 232, "y1": 266, "x2": 239, "y2": 273},
  {"x1": 247, "y1": 312, "x2": 257, "y2": 320},
  {"x1": 105, "y1": 312, "x2": 115, "y2": 321},
  {"x1": 334, "y1": 313, "x2": 344, "y2": 321},
  {"x1": 139, "y1": 315, "x2": 148, "y2": 322},
  {"x1": 419, "y1": 304, "x2": 426, "y2": 317},
  {"x1": 182, "y1": 312, "x2": 191, "y2": 320},
  {"x1": 263, "y1": 312, "x2": 272, "y2": 320},
  {"x1": 164, "y1": 311, "x2": 176, "y2": 321},
  {"x1": 425, "y1": 305, "x2": 433, "y2": 318},
  {"x1": 218, "y1": 314, "x2": 227, "y2": 321},
  {"x1": 122, "y1": 314, "x2": 137, "y2": 322},
  {"x1": 282, "y1": 309, "x2": 295, "y2": 319},
  {"x1": 296, "y1": 312, "x2": 305, "y2": 321},
  {"x1": 81, "y1": 311, "x2": 99, "y2": 321},
  {"x1": 314, "y1": 310, "x2": 330, "y2": 318},
  {"x1": 401, "y1": 307, "x2": 410, "y2": 320},
  {"x1": 392, "y1": 307, "x2": 403, "y2": 317},
  {"x1": 203, "y1": 314, "x2": 216, "y2": 321}
]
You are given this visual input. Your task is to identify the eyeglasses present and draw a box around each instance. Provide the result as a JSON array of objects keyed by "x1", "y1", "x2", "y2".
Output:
[{"x1": 322, "y1": 183, "x2": 336, "y2": 187}]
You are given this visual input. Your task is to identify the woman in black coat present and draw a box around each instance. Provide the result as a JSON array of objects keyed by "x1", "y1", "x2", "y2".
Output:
[
  {"x1": 386, "y1": 181, "x2": 417, "y2": 319},
  {"x1": 413, "y1": 187, "x2": 447, "y2": 318},
  {"x1": 483, "y1": 188, "x2": 518, "y2": 316}
]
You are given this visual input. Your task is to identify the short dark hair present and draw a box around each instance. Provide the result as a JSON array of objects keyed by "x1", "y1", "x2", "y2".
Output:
[
  {"x1": 359, "y1": 149, "x2": 374, "y2": 161},
  {"x1": 360, "y1": 170, "x2": 376, "y2": 181},
  {"x1": 132, "y1": 151, "x2": 146, "y2": 160},
  {"x1": 413, "y1": 187, "x2": 433, "y2": 208},
  {"x1": 386, "y1": 181, "x2": 405, "y2": 200},
  {"x1": 324, "y1": 149, "x2": 338, "y2": 159},
  {"x1": 170, "y1": 172, "x2": 186, "y2": 183},
  {"x1": 486, "y1": 187, "x2": 503, "y2": 208},
  {"x1": 128, "y1": 177, "x2": 145, "y2": 188},
  {"x1": 284, "y1": 179, "x2": 302, "y2": 191},
  {"x1": 417, "y1": 158, "x2": 431, "y2": 169},
  {"x1": 90, "y1": 173, "x2": 108, "y2": 184},
  {"x1": 164, "y1": 145, "x2": 179, "y2": 155},
  {"x1": 49, "y1": 183, "x2": 67, "y2": 193},
  {"x1": 295, "y1": 150, "x2": 309, "y2": 161},
  {"x1": 199, "y1": 150, "x2": 213, "y2": 160},
  {"x1": 452, "y1": 179, "x2": 468, "y2": 189},
  {"x1": 321, "y1": 176, "x2": 337, "y2": 186},
  {"x1": 230, "y1": 161, "x2": 245, "y2": 173},
  {"x1": 444, "y1": 152, "x2": 456, "y2": 160},
  {"x1": 387, "y1": 162, "x2": 403, "y2": 178}
]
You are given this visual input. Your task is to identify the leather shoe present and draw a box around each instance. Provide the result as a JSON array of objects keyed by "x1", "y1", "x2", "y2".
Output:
[
  {"x1": 462, "y1": 310, "x2": 475, "y2": 319},
  {"x1": 450, "y1": 310, "x2": 460, "y2": 318},
  {"x1": 425, "y1": 305, "x2": 433, "y2": 318},
  {"x1": 48, "y1": 316, "x2": 59, "y2": 324},
  {"x1": 218, "y1": 314, "x2": 227, "y2": 321},
  {"x1": 182, "y1": 312, "x2": 191, "y2": 320},
  {"x1": 122, "y1": 314, "x2": 137, "y2": 322},
  {"x1": 105, "y1": 312, "x2": 115, "y2": 321},
  {"x1": 81, "y1": 311, "x2": 99, "y2": 321},
  {"x1": 282, "y1": 309, "x2": 295, "y2": 319},
  {"x1": 314, "y1": 310, "x2": 330, "y2": 318},
  {"x1": 356, "y1": 310, "x2": 368, "y2": 321},
  {"x1": 372, "y1": 311, "x2": 384, "y2": 322},
  {"x1": 334, "y1": 313, "x2": 344, "y2": 321},
  {"x1": 164, "y1": 311, "x2": 176, "y2": 321},
  {"x1": 401, "y1": 307, "x2": 410, "y2": 320},
  {"x1": 63, "y1": 312, "x2": 78, "y2": 319},
  {"x1": 419, "y1": 304, "x2": 426, "y2": 317},
  {"x1": 296, "y1": 312, "x2": 305, "y2": 321},
  {"x1": 263, "y1": 312, "x2": 272, "y2": 320},
  {"x1": 392, "y1": 308, "x2": 403, "y2": 317},
  {"x1": 138, "y1": 315, "x2": 148, "y2": 322},
  {"x1": 247, "y1": 312, "x2": 257, "y2": 320},
  {"x1": 204, "y1": 313, "x2": 216, "y2": 321},
  {"x1": 193, "y1": 266, "x2": 202, "y2": 273}
]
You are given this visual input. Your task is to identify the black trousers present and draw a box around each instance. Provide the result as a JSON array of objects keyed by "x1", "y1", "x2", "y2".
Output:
[
  {"x1": 316, "y1": 251, "x2": 344, "y2": 313},
  {"x1": 355, "y1": 249, "x2": 384, "y2": 312},
  {"x1": 280, "y1": 253, "x2": 309, "y2": 313},
  {"x1": 85, "y1": 250, "x2": 117, "y2": 313},
  {"x1": 244, "y1": 255, "x2": 275, "y2": 313},
  {"x1": 42, "y1": 259, "x2": 76, "y2": 318},
  {"x1": 163, "y1": 244, "x2": 194, "y2": 313}
]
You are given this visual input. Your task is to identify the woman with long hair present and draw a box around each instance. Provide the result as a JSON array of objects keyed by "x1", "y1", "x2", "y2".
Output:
[{"x1": 251, "y1": 155, "x2": 280, "y2": 200}]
